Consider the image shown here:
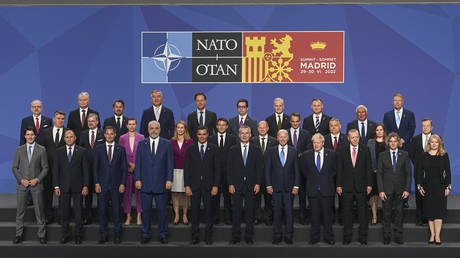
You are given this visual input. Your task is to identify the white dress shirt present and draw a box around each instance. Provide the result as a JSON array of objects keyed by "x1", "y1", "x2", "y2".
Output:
[
  {"x1": 330, "y1": 133, "x2": 340, "y2": 144},
  {"x1": 218, "y1": 132, "x2": 226, "y2": 146},
  {"x1": 314, "y1": 148, "x2": 324, "y2": 169},
  {"x1": 390, "y1": 148, "x2": 398, "y2": 166},
  {"x1": 197, "y1": 109, "x2": 206, "y2": 124},
  {"x1": 88, "y1": 128, "x2": 98, "y2": 144},
  {"x1": 114, "y1": 115, "x2": 123, "y2": 127},
  {"x1": 350, "y1": 144, "x2": 359, "y2": 161},
  {"x1": 394, "y1": 108, "x2": 404, "y2": 124},
  {"x1": 153, "y1": 105, "x2": 162, "y2": 121},
  {"x1": 314, "y1": 113, "x2": 323, "y2": 124},
  {"x1": 106, "y1": 142, "x2": 115, "y2": 160},
  {"x1": 278, "y1": 144, "x2": 288, "y2": 164},
  {"x1": 238, "y1": 114, "x2": 247, "y2": 124},
  {"x1": 358, "y1": 119, "x2": 368, "y2": 137},
  {"x1": 199, "y1": 141, "x2": 208, "y2": 155},
  {"x1": 290, "y1": 127, "x2": 299, "y2": 142},
  {"x1": 53, "y1": 126, "x2": 63, "y2": 142},
  {"x1": 26, "y1": 142, "x2": 35, "y2": 156},
  {"x1": 422, "y1": 133, "x2": 432, "y2": 150},
  {"x1": 240, "y1": 142, "x2": 249, "y2": 158},
  {"x1": 80, "y1": 108, "x2": 88, "y2": 123},
  {"x1": 259, "y1": 135, "x2": 268, "y2": 150},
  {"x1": 33, "y1": 114, "x2": 42, "y2": 127},
  {"x1": 149, "y1": 136, "x2": 159, "y2": 154},
  {"x1": 275, "y1": 113, "x2": 283, "y2": 124}
]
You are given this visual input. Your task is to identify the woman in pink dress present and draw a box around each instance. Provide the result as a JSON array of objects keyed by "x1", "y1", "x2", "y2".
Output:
[
  {"x1": 119, "y1": 118, "x2": 145, "y2": 225},
  {"x1": 170, "y1": 121, "x2": 194, "y2": 225}
]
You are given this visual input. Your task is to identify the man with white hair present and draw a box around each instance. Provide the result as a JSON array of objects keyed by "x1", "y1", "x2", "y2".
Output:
[
  {"x1": 140, "y1": 90, "x2": 175, "y2": 139},
  {"x1": 346, "y1": 105, "x2": 377, "y2": 144},
  {"x1": 19, "y1": 100, "x2": 53, "y2": 145},
  {"x1": 67, "y1": 92, "x2": 100, "y2": 139},
  {"x1": 265, "y1": 97, "x2": 290, "y2": 138}
]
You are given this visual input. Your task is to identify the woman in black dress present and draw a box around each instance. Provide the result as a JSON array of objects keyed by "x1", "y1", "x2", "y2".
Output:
[
  {"x1": 367, "y1": 123, "x2": 388, "y2": 225},
  {"x1": 417, "y1": 134, "x2": 451, "y2": 245}
]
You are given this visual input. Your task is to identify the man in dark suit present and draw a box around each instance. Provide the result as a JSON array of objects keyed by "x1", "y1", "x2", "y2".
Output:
[
  {"x1": 377, "y1": 132, "x2": 412, "y2": 245},
  {"x1": 265, "y1": 97, "x2": 290, "y2": 138},
  {"x1": 53, "y1": 130, "x2": 89, "y2": 244},
  {"x1": 103, "y1": 100, "x2": 128, "y2": 143},
  {"x1": 228, "y1": 125, "x2": 263, "y2": 244},
  {"x1": 346, "y1": 105, "x2": 377, "y2": 145},
  {"x1": 67, "y1": 92, "x2": 100, "y2": 140},
  {"x1": 93, "y1": 126, "x2": 127, "y2": 244},
  {"x1": 38, "y1": 110, "x2": 67, "y2": 224},
  {"x1": 19, "y1": 100, "x2": 52, "y2": 145},
  {"x1": 287, "y1": 112, "x2": 311, "y2": 224},
  {"x1": 409, "y1": 118, "x2": 433, "y2": 226},
  {"x1": 383, "y1": 93, "x2": 416, "y2": 151},
  {"x1": 187, "y1": 92, "x2": 217, "y2": 141},
  {"x1": 250, "y1": 121, "x2": 277, "y2": 225},
  {"x1": 184, "y1": 126, "x2": 220, "y2": 245},
  {"x1": 265, "y1": 129, "x2": 300, "y2": 245},
  {"x1": 300, "y1": 133, "x2": 336, "y2": 245},
  {"x1": 140, "y1": 90, "x2": 175, "y2": 139},
  {"x1": 209, "y1": 118, "x2": 237, "y2": 225},
  {"x1": 78, "y1": 113, "x2": 105, "y2": 224},
  {"x1": 302, "y1": 98, "x2": 331, "y2": 136},
  {"x1": 228, "y1": 99, "x2": 258, "y2": 137},
  {"x1": 135, "y1": 120, "x2": 174, "y2": 244},
  {"x1": 336, "y1": 129, "x2": 372, "y2": 245}
]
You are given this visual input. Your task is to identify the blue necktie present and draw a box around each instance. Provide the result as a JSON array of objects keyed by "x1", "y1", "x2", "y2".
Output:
[
  {"x1": 280, "y1": 147, "x2": 285, "y2": 167},
  {"x1": 200, "y1": 144, "x2": 205, "y2": 160},
  {"x1": 361, "y1": 122, "x2": 365, "y2": 140},
  {"x1": 396, "y1": 111, "x2": 401, "y2": 128},
  {"x1": 316, "y1": 152, "x2": 321, "y2": 172},
  {"x1": 392, "y1": 151, "x2": 397, "y2": 171},
  {"x1": 243, "y1": 144, "x2": 247, "y2": 166},
  {"x1": 28, "y1": 146, "x2": 32, "y2": 162},
  {"x1": 68, "y1": 147, "x2": 72, "y2": 162},
  {"x1": 199, "y1": 111, "x2": 204, "y2": 126}
]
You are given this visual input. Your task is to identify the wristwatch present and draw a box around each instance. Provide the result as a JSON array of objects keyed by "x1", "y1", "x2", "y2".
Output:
[
  {"x1": 417, "y1": 185, "x2": 423, "y2": 191},
  {"x1": 446, "y1": 184, "x2": 452, "y2": 190}
]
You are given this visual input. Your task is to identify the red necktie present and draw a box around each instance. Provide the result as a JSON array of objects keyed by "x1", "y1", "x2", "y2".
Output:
[
  {"x1": 333, "y1": 136, "x2": 338, "y2": 151},
  {"x1": 35, "y1": 117, "x2": 40, "y2": 134},
  {"x1": 90, "y1": 130, "x2": 95, "y2": 149},
  {"x1": 81, "y1": 110, "x2": 86, "y2": 128}
]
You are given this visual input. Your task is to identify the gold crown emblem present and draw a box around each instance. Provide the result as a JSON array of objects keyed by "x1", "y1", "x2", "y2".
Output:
[{"x1": 310, "y1": 41, "x2": 327, "y2": 50}]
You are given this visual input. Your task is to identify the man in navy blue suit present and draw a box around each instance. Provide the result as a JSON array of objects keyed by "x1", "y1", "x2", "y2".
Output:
[
  {"x1": 265, "y1": 129, "x2": 300, "y2": 245},
  {"x1": 383, "y1": 93, "x2": 416, "y2": 151},
  {"x1": 135, "y1": 120, "x2": 174, "y2": 244},
  {"x1": 300, "y1": 133, "x2": 336, "y2": 245},
  {"x1": 346, "y1": 105, "x2": 376, "y2": 145},
  {"x1": 93, "y1": 126, "x2": 127, "y2": 244},
  {"x1": 140, "y1": 90, "x2": 175, "y2": 139},
  {"x1": 19, "y1": 100, "x2": 53, "y2": 145}
]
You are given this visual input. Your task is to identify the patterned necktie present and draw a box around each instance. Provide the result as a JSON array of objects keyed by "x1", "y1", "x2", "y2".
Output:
[
  {"x1": 199, "y1": 111, "x2": 204, "y2": 126},
  {"x1": 352, "y1": 147, "x2": 357, "y2": 168},
  {"x1": 293, "y1": 129, "x2": 298, "y2": 149},
  {"x1": 261, "y1": 137, "x2": 266, "y2": 153},
  {"x1": 28, "y1": 145, "x2": 32, "y2": 163},
  {"x1": 396, "y1": 111, "x2": 401, "y2": 129},
  {"x1": 116, "y1": 117, "x2": 121, "y2": 129},
  {"x1": 280, "y1": 147, "x2": 285, "y2": 167},
  {"x1": 277, "y1": 115, "x2": 282, "y2": 130},
  {"x1": 200, "y1": 144, "x2": 205, "y2": 160},
  {"x1": 35, "y1": 117, "x2": 40, "y2": 134},
  {"x1": 333, "y1": 136, "x2": 338, "y2": 151},
  {"x1": 361, "y1": 122, "x2": 365, "y2": 140},
  {"x1": 316, "y1": 152, "x2": 321, "y2": 172},
  {"x1": 392, "y1": 151, "x2": 397, "y2": 171},
  {"x1": 155, "y1": 107, "x2": 160, "y2": 121},
  {"x1": 219, "y1": 135, "x2": 224, "y2": 148},
  {"x1": 239, "y1": 117, "x2": 244, "y2": 127},
  {"x1": 108, "y1": 145, "x2": 112, "y2": 163},
  {"x1": 55, "y1": 128, "x2": 60, "y2": 145},
  {"x1": 425, "y1": 135, "x2": 429, "y2": 150},
  {"x1": 243, "y1": 144, "x2": 247, "y2": 166},
  {"x1": 315, "y1": 115, "x2": 320, "y2": 131},
  {"x1": 81, "y1": 110, "x2": 86, "y2": 128},
  {"x1": 90, "y1": 130, "x2": 95, "y2": 149},
  {"x1": 68, "y1": 146, "x2": 72, "y2": 162}
]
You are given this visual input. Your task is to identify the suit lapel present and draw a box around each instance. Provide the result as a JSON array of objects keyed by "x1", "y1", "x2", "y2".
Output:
[
  {"x1": 311, "y1": 151, "x2": 318, "y2": 172},
  {"x1": 205, "y1": 110, "x2": 211, "y2": 127}
]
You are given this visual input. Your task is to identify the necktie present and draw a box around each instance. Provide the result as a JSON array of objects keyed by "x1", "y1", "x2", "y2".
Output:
[
  {"x1": 151, "y1": 140, "x2": 156, "y2": 157},
  {"x1": 116, "y1": 117, "x2": 121, "y2": 129},
  {"x1": 361, "y1": 122, "x2": 365, "y2": 140},
  {"x1": 28, "y1": 146, "x2": 32, "y2": 163},
  {"x1": 239, "y1": 117, "x2": 244, "y2": 127},
  {"x1": 392, "y1": 151, "x2": 397, "y2": 171},
  {"x1": 155, "y1": 107, "x2": 160, "y2": 121},
  {"x1": 108, "y1": 145, "x2": 112, "y2": 163},
  {"x1": 243, "y1": 144, "x2": 247, "y2": 166},
  {"x1": 199, "y1": 111, "x2": 204, "y2": 126},
  {"x1": 90, "y1": 130, "x2": 95, "y2": 149},
  {"x1": 315, "y1": 115, "x2": 320, "y2": 131},
  {"x1": 280, "y1": 147, "x2": 285, "y2": 167},
  {"x1": 55, "y1": 128, "x2": 60, "y2": 145},
  {"x1": 219, "y1": 135, "x2": 224, "y2": 148},
  {"x1": 261, "y1": 137, "x2": 266, "y2": 153},
  {"x1": 293, "y1": 129, "x2": 298, "y2": 149},
  {"x1": 316, "y1": 152, "x2": 321, "y2": 172},
  {"x1": 35, "y1": 117, "x2": 40, "y2": 134},
  {"x1": 352, "y1": 147, "x2": 357, "y2": 168},
  {"x1": 396, "y1": 111, "x2": 401, "y2": 128},
  {"x1": 425, "y1": 135, "x2": 429, "y2": 150},
  {"x1": 68, "y1": 146, "x2": 72, "y2": 162},
  {"x1": 333, "y1": 136, "x2": 338, "y2": 151},
  {"x1": 81, "y1": 110, "x2": 86, "y2": 128},
  {"x1": 200, "y1": 144, "x2": 205, "y2": 160},
  {"x1": 277, "y1": 115, "x2": 282, "y2": 130}
]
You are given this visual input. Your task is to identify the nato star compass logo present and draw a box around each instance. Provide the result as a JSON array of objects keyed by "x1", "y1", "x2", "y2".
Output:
[{"x1": 152, "y1": 42, "x2": 182, "y2": 74}]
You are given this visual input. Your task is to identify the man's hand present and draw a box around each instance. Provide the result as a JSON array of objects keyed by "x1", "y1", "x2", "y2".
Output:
[
  {"x1": 165, "y1": 181, "x2": 173, "y2": 190},
  {"x1": 445, "y1": 189, "x2": 451, "y2": 197},
  {"x1": 55, "y1": 188, "x2": 61, "y2": 197},
  {"x1": 379, "y1": 192, "x2": 387, "y2": 201},
  {"x1": 185, "y1": 186, "x2": 192, "y2": 196},
  {"x1": 135, "y1": 180, "x2": 142, "y2": 190},
  {"x1": 229, "y1": 185, "x2": 235, "y2": 195},
  {"x1": 399, "y1": 138, "x2": 405, "y2": 148},
  {"x1": 402, "y1": 191, "x2": 409, "y2": 199},
  {"x1": 254, "y1": 184, "x2": 260, "y2": 195},
  {"x1": 419, "y1": 188, "x2": 425, "y2": 197},
  {"x1": 119, "y1": 184, "x2": 125, "y2": 194},
  {"x1": 82, "y1": 186, "x2": 88, "y2": 196},
  {"x1": 267, "y1": 186, "x2": 273, "y2": 195},
  {"x1": 367, "y1": 186, "x2": 372, "y2": 195},
  {"x1": 95, "y1": 184, "x2": 102, "y2": 193},
  {"x1": 21, "y1": 179, "x2": 29, "y2": 187},
  {"x1": 29, "y1": 178, "x2": 39, "y2": 187},
  {"x1": 211, "y1": 186, "x2": 218, "y2": 196},
  {"x1": 128, "y1": 162, "x2": 135, "y2": 173},
  {"x1": 336, "y1": 187, "x2": 343, "y2": 195},
  {"x1": 292, "y1": 187, "x2": 299, "y2": 195}
]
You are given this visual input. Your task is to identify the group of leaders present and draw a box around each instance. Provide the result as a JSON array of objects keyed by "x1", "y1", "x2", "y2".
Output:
[{"x1": 13, "y1": 90, "x2": 451, "y2": 246}]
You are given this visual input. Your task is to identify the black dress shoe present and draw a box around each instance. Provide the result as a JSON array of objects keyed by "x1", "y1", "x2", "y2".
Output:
[
  {"x1": 39, "y1": 238, "x2": 47, "y2": 244},
  {"x1": 75, "y1": 237, "x2": 82, "y2": 244},
  {"x1": 160, "y1": 237, "x2": 168, "y2": 244},
  {"x1": 224, "y1": 219, "x2": 232, "y2": 225},
  {"x1": 84, "y1": 218, "x2": 92, "y2": 225},
  {"x1": 272, "y1": 238, "x2": 282, "y2": 245},
  {"x1": 98, "y1": 235, "x2": 108, "y2": 244},
  {"x1": 254, "y1": 218, "x2": 261, "y2": 225},
  {"x1": 229, "y1": 239, "x2": 240, "y2": 244},
  {"x1": 60, "y1": 236, "x2": 71, "y2": 244},
  {"x1": 326, "y1": 240, "x2": 335, "y2": 245},
  {"x1": 114, "y1": 236, "x2": 121, "y2": 244},
  {"x1": 298, "y1": 217, "x2": 307, "y2": 225},
  {"x1": 384, "y1": 238, "x2": 391, "y2": 245},
  {"x1": 285, "y1": 237, "x2": 293, "y2": 245},
  {"x1": 416, "y1": 221, "x2": 423, "y2": 226},
  {"x1": 403, "y1": 202, "x2": 409, "y2": 208},
  {"x1": 359, "y1": 240, "x2": 367, "y2": 245},
  {"x1": 342, "y1": 240, "x2": 351, "y2": 245},
  {"x1": 205, "y1": 239, "x2": 213, "y2": 245},
  {"x1": 394, "y1": 238, "x2": 404, "y2": 245},
  {"x1": 141, "y1": 237, "x2": 151, "y2": 244},
  {"x1": 245, "y1": 238, "x2": 254, "y2": 245},
  {"x1": 435, "y1": 241, "x2": 442, "y2": 245},
  {"x1": 190, "y1": 238, "x2": 200, "y2": 245},
  {"x1": 309, "y1": 240, "x2": 319, "y2": 245},
  {"x1": 13, "y1": 236, "x2": 22, "y2": 244},
  {"x1": 428, "y1": 240, "x2": 435, "y2": 244}
]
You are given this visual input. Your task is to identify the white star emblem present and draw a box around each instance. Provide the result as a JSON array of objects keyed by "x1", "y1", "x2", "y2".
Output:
[{"x1": 152, "y1": 42, "x2": 182, "y2": 73}]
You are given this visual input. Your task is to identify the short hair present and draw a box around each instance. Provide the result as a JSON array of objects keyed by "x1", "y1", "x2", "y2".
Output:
[
  {"x1": 65, "y1": 130, "x2": 76, "y2": 137},
  {"x1": 273, "y1": 97, "x2": 284, "y2": 105},
  {"x1": 104, "y1": 125, "x2": 116, "y2": 134},
  {"x1": 78, "y1": 92, "x2": 89, "y2": 98},
  {"x1": 148, "y1": 120, "x2": 160, "y2": 128},
  {"x1": 329, "y1": 117, "x2": 341, "y2": 126},
  {"x1": 355, "y1": 105, "x2": 368, "y2": 113},
  {"x1": 422, "y1": 118, "x2": 433, "y2": 126},
  {"x1": 24, "y1": 126, "x2": 37, "y2": 136},
  {"x1": 194, "y1": 92, "x2": 207, "y2": 101},
  {"x1": 239, "y1": 125, "x2": 251, "y2": 134},
  {"x1": 237, "y1": 99, "x2": 248, "y2": 108},
  {"x1": 277, "y1": 129, "x2": 288, "y2": 137},
  {"x1": 348, "y1": 129, "x2": 359, "y2": 136},
  {"x1": 311, "y1": 98, "x2": 323, "y2": 104},
  {"x1": 217, "y1": 117, "x2": 229, "y2": 125},
  {"x1": 150, "y1": 90, "x2": 163, "y2": 98},
  {"x1": 393, "y1": 93, "x2": 404, "y2": 99},
  {"x1": 31, "y1": 99, "x2": 42, "y2": 106},
  {"x1": 197, "y1": 126, "x2": 208, "y2": 134},
  {"x1": 54, "y1": 110, "x2": 66, "y2": 117},
  {"x1": 87, "y1": 113, "x2": 99, "y2": 122},
  {"x1": 290, "y1": 112, "x2": 301, "y2": 120},
  {"x1": 113, "y1": 99, "x2": 125, "y2": 107},
  {"x1": 387, "y1": 132, "x2": 400, "y2": 144},
  {"x1": 311, "y1": 133, "x2": 325, "y2": 143},
  {"x1": 258, "y1": 120, "x2": 268, "y2": 127},
  {"x1": 126, "y1": 117, "x2": 137, "y2": 123}
]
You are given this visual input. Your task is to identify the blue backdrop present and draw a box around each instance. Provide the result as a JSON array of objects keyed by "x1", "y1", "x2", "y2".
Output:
[{"x1": 0, "y1": 4, "x2": 459, "y2": 193}]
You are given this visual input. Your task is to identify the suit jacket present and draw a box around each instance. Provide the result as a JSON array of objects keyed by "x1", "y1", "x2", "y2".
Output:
[
  {"x1": 228, "y1": 115, "x2": 258, "y2": 137},
  {"x1": 324, "y1": 133, "x2": 349, "y2": 152},
  {"x1": 336, "y1": 144, "x2": 372, "y2": 193},
  {"x1": 209, "y1": 133, "x2": 238, "y2": 174},
  {"x1": 302, "y1": 113, "x2": 331, "y2": 136},
  {"x1": 79, "y1": 129, "x2": 105, "y2": 173},
  {"x1": 346, "y1": 119, "x2": 377, "y2": 144},
  {"x1": 12, "y1": 143, "x2": 49, "y2": 191},
  {"x1": 38, "y1": 127, "x2": 67, "y2": 174},
  {"x1": 19, "y1": 115, "x2": 53, "y2": 145},
  {"x1": 250, "y1": 135, "x2": 278, "y2": 159},
  {"x1": 184, "y1": 142, "x2": 221, "y2": 191},
  {"x1": 265, "y1": 113, "x2": 290, "y2": 138},
  {"x1": 67, "y1": 108, "x2": 100, "y2": 140},
  {"x1": 187, "y1": 109, "x2": 217, "y2": 141},
  {"x1": 300, "y1": 149, "x2": 337, "y2": 197},
  {"x1": 287, "y1": 128, "x2": 312, "y2": 156},
  {"x1": 140, "y1": 105, "x2": 175, "y2": 140},
  {"x1": 264, "y1": 145, "x2": 300, "y2": 192},
  {"x1": 103, "y1": 116, "x2": 129, "y2": 143},
  {"x1": 377, "y1": 150, "x2": 412, "y2": 195},
  {"x1": 119, "y1": 133, "x2": 144, "y2": 164},
  {"x1": 53, "y1": 145, "x2": 89, "y2": 193},
  {"x1": 93, "y1": 143, "x2": 128, "y2": 191},
  {"x1": 134, "y1": 137, "x2": 174, "y2": 194},
  {"x1": 383, "y1": 108, "x2": 416, "y2": 150},
  {"x1": 227, "y1": 144, "x2": 263, "y2": 192},
  {"x1": 367, "y1": 139, "x2": 389, "y2": 171}
]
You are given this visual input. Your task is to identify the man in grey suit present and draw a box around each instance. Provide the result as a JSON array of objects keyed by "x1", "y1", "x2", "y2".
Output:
[
  {"x1": 12, "y1": 126, "x2": 49, "y2": 244},
  {"x1": 228, "y1": 99, "x2": 258, "y2": 137},
  {"x1": 377, "y1": 132, "x2": 411, "y2": 245}
]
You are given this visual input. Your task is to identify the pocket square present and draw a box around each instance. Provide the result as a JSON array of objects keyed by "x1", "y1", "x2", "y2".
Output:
[{"x1": 97, "y1": 139, "x2": 103, "y2": 142}]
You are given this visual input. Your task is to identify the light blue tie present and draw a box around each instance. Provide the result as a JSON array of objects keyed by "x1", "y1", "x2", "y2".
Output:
[
  {"x1": 280, "y1": 147, "x2": 285, "y2": 167},
  {"x1": 27, "y1": 146, "x2": 32, "y2": 163},
  {"x1": 316, "y1": 152, "x2": 321, "y2": 172},
  {"x1": 396, "y1": 111, "x2": 401, "y2": 128},
  {"x1": 243, "y1": 144, "x2": 247, "y2": 166}
]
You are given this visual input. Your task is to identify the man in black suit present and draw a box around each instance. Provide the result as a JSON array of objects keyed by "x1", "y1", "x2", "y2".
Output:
[
  {"x1": 346, "y1": 105, "x2": 376, "y2": 145},
  {"x1": 187, "y1": 92, "x2": 217, "y2": 141},
  {"x1": 228, "y1": 99, "x2": 258, "y2": 137},
  {"x1": 20, "y1": 100, "x2": 53, "y2": 145},
  {"x1": 103, "y1": 100, "x2": 128, "y2": 143},
  {"x1": 78, "y1": 113, "x2": 105, "y2": 224},
  {"x1": 265, "y1": 97, "x2": 290, "y2": 138},
  {"x1": 184, "y1": 126, "x2": 220, "y2": 245},
  {"x1": 250, "y1": 121, "x2": 277, "y2": 225},
  {"x1": 67, "y1": 92, "x2": 100, "y2": 140},
  {"x1": 377, "y1": 133, "x2": 412, "y2": 245},
  {"x1": 228, "y1": 125, "x2": 263, "y2": 244},
  {"x1": 140, "y1": 90, "x2": 175, "y2": 139},
  {"x1": 336, "y1": 129, "x2": 372, "y2": 245},
  {"x1": 409, "y1": 118, "x2": 433, "y2": 226},
  {"x1": 287, "y1": 112, "x2": 311, "y2": 224},
  {"x1": 383, "y1": 93, "x2": 416, "y2": 151},
  {"x1": 53, "y1": 130, "x2": 89, "y2": 244},
  {"x1": 38, "y1": 110, "x2": 67, "y2": 224},
  {"x1": 302, "y1": 98, "x2": 331, "y2": 136},
  {"x1": 209, "y1": 118, "x2": 237, "y2": 225},
  {"x1": 300, "y1": 133, "x2": 336, "y2": 245}
]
